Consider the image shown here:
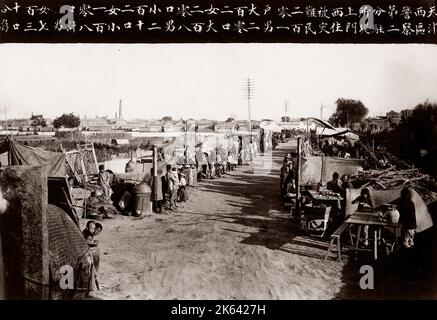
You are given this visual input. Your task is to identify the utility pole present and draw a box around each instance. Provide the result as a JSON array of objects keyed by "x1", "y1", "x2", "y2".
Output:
[
  {"x1": 320, "y1": 103, "x2": 330, "y2": 121},
  {"x1": 320, "y1": 103, "x2": 323, "y2": 120},
  {"x1": 244, "y1": 78, "x2": 254, "y2": 133},
  {"x1": 152, "y1": 145, "x2": 158, "y2": 213},
  {"x1": 295, "y1": 137, "x2": 302, "y2": 218},
  {"x1": 4, "y1": 105, "x2": 7, "y2": 136},
  {"x1": 284, "y1": 100, "x2": 289, "y2": 125}
]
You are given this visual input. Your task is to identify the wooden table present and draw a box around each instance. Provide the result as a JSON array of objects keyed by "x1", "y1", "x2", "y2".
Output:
[
  {"x1": 346, "y1": 211, "x2": 402, "y2": 260},
  {"x1": 305, "y1": 189, "x2": 343, "y2": 215},
  {"x1": 306, "y1": 189, "x2": 344, "y2": 202}
]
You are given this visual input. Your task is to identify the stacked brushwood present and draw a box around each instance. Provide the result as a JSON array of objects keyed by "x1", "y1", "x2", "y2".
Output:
[{"x1": 352, "y1": 144, "x2": 437, "y2": 205}]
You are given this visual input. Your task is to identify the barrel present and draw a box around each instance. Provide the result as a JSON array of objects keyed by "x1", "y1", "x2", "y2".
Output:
[{"x1": 132, "y1": 183, "x2": 152, "y2": 216}]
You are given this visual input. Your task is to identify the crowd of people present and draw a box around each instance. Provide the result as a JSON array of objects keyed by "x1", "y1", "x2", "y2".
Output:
[
  {"x1": 68, "y1": 143, "x2": 252, "y2": 218},
  {"x1": 298, "y1": 166, "x2": 420, "y2": 259},
  {"x1": 318, "y1": 137, "x2": 360, "y2": 158},
  {"x1": 195, "y1": 150, "x2": 238, "y2": 181},
  {"x1": 277, "y1": 141, "x2": 420, "y2": 258},
  {"x1": 279, "y1": 153, "x2": 297, "y2": 199},
  {"x1": 156, "y1": 164, "x2": 194, "y2": 212}
]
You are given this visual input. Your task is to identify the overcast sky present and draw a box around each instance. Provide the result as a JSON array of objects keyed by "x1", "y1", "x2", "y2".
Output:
[{"x1": 0, "y1": 43, "x2": 436, "y2": 121}]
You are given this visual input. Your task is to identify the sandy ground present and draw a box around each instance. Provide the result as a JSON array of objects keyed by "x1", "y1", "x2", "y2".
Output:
[{"x1": 84, "y1": 140, "x2": 437, "y2": 300}]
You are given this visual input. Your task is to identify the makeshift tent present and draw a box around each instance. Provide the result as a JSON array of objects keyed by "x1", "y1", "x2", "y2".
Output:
[
  {"x1": 0, "y1": 138, "x2": 67, "y2": 177},
  {"x1": 345, "y1": 187, "x2": 433, "y2": 233},
  {"x1": 300, "y1": 155, "x2": 364, "y2": 185},
  {"x1": 47, "y1": 204, "x2": 96, "y2": 299},
  {"x1": 321, "y1": 128, "x2": 361, "y2": 145},
  {"x1": 315, "y1": 127, "x2": 340, "y2": 136},
  {"x1": 308, "y1": 118, "x2": 337, "y2": 130}
]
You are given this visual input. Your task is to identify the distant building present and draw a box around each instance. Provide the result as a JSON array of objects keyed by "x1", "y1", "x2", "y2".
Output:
[
  {"x1": 86, "y1": 124, "x2": 113, "y2": 131},
  {"x1": 163, "y1": 122, "x2": 185, "y2": 132},
  {"x1": 366, "y1": 116, "x2": 390, "y2": 132},
  {"x1": 401, "y1": 109, "x2": 413, "y2": 121},
  {"x1": 197, "y1": 120, "x2": 216, "y2": 132},
  {"x1": 82, "y1": 116, "x2": 109, "y2": 128},
  {"x1": 386, "y1": 111, "x2": 401, "y2": 125},
  {"x1": 140, "y1": 120, "x2": 163, "y2": 132},
  {"x1": 215, "y1": 121, "x2": 237, "y2": 132},
  {"x1": 277, "y1": 120, "x2": 305, "y2": 131},
  {"x1": 186, "y1": 119, "x2": 197, "y2": 132}
]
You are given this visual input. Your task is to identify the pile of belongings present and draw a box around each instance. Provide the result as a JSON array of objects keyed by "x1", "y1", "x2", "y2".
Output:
[{"x1": 85, "y1": 189, "x2": 119, "y2": 219}]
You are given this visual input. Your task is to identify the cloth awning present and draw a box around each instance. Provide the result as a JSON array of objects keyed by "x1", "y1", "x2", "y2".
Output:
[{"x1": 0, "y1": 138, "x2": 67, "y2": 177}]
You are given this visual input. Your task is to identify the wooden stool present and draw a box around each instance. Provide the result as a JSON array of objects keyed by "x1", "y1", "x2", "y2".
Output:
[{"x1": 325, "y1": 222, "x2": 350, "y2": 262}]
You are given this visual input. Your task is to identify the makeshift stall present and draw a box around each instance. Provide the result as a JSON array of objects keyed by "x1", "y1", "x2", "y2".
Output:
[{"x1": 300, "y1": 155, "x2": 364, "y2": 186}]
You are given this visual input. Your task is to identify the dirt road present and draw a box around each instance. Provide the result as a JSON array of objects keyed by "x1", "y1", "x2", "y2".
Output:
[{"x1": 89, "y1": 140, "x2": 350, "y2": 300}]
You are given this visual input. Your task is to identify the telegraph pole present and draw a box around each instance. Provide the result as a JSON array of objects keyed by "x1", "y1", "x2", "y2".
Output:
[
  {"x1": 244, "y1": 78, "x2": 254, "y2": 132},
  {"x1": 3, "y1": 105, "x2": 8, "y2": 136},
  {"x1": 320, "y1": 103, "x2": 323, "y2": 120},
  {"x1": 284, "y1": 100, "x2": 289, "y2": 125}
]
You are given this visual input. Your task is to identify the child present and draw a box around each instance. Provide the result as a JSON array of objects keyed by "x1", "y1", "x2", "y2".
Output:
[
  {"x1": 178, "y1": 169, "x2": 188, "y2": 202},
  {"x1": 82, "y1": 220, "x2": 96, "y2": 246},
  {"x1": 352, "y1": 188, "x2": 374, "y2": 210},
  {"x1": 94, "y1": 223, "x2": 103, "y2": 236},
  {"x1": 190, "y1": 164, "x2": 197, "y2": 186},
  {"x1": 93, "y1": 223, "x2": 103, "y2": 245},
  {"x1": 226, "y1": 152, "x2": 233, "y2": 172},
  {"x1": 67, "y1": 176, "x2": 75, "y2": 195},
  {"x1": 169, "y1": 167, "x2": 180, "y2": 209},
  {"x1": 352, "y1": 188, "x2": 375, "y2": 246}
]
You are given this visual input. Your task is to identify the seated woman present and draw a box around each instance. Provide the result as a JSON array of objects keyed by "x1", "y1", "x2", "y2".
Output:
[
  {"x1": 352, "y1": 188, "x2": 374, "y2": 210},
  {"x1": 351, "y1": 188, "x2": 375, "y2": 246}
]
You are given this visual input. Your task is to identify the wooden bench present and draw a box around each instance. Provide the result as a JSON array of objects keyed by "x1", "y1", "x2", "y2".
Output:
[
  {"x1": 301, "y1": 205, "x2": 330, "y2": 236},
  {"x1": 284, "y1": 192, "x2": 296, "y2": 208},
  {"x1": 324, "y1": 222, "x2": 351, "y2": 262}
]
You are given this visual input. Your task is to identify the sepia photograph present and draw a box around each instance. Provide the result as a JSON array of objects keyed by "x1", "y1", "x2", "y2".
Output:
[
  {"x1": 0, "y1": 1, "x2": 437, "y2": 309},
  {"x1": 1, "y1": 43, "x2": 436, "y2": 301}
]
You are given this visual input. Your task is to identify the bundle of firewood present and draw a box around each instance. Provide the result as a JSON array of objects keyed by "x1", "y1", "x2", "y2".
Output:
[{"x1": 351, "y1": 165, "x2": 436, "y2": 204}]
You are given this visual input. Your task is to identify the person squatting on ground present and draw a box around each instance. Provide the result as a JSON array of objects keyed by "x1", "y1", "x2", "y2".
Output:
[{"x1": 97, "y1": 164, "x2": 113, "y2": 199}]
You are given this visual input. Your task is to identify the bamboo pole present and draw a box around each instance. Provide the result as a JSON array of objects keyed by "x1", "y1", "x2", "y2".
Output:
[
  {"x1": 152, "y1": 145, "x2": 158, "y2": 213},
  {"x1": 295, "y1": 137, "x2": 302, "y2": 217}
]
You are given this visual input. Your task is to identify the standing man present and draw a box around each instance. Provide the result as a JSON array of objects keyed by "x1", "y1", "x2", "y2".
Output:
[
  {"x1": 398, "y1": 188, "x2": 417, "y2": 249},
  {"x1": 326, "y1": 172, "x2": 344, "y2": 196},
  {"x1": 150, "y1": 168, "x2": 163, "y2": 213},
  {"x1": 166, "y1": 166, "x2": 179, "y2": 210},
  {"x1": 97, "y1": 165, "x2": 112, "y2": 199}
]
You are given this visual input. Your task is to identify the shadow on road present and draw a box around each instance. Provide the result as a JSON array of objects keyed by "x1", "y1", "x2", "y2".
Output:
[{"x1": 195, "y1": 140, "x2": 437, "y2": 299}]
